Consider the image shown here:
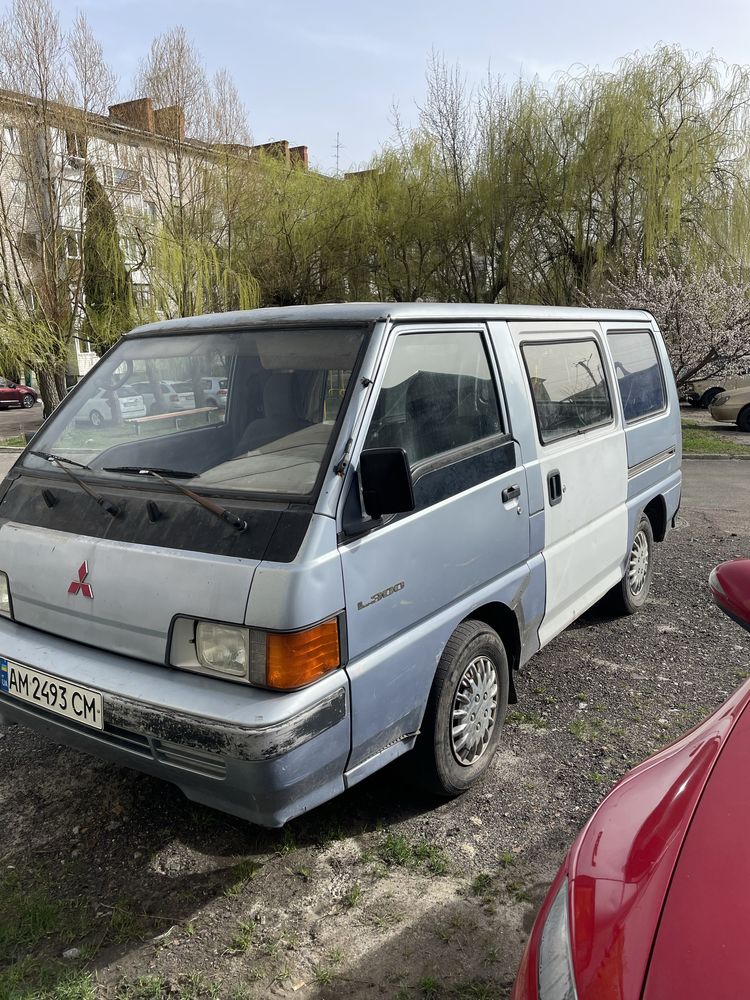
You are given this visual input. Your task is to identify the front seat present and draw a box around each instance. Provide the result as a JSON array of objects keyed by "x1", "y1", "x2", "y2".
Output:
[{"x1": 236, "y1": 372, "x2": 311, "y2": 453}]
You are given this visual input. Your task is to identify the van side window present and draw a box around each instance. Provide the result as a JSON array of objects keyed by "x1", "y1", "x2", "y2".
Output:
[
  {"x1": 607, "y1": 331, "x2": 666, "y2": 422},
  {"x1": 365, "y1": 332, "x2": 503, "y2": 467},
  {"x1": 522, "y1": 339, "x2": 612, "y2": 444}
]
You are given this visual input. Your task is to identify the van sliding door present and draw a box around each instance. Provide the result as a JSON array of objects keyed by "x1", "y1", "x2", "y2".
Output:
[{"x1": 510, "y1": 321, "x2": 628, "y2": 645}]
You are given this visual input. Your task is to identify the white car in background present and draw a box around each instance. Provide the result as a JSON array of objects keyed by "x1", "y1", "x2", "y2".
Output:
[
  {"x1": 201, "y1": 377, "x2": 229, "y2": 408},
  {"x1": 76, "y1": 385, "x2": 147, "y2": 427},
  {"x1": 130, "y1": 380, "x2": 196, "y2": 414}
]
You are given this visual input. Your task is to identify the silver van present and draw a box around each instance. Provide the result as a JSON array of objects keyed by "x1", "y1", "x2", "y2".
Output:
[{"x1": 0, "y1": 304, "x2": 681, "y2": 826}]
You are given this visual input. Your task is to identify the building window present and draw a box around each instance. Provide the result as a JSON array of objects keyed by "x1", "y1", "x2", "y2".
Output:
[
  {"x1": 132, "y1": 283, "x2": 152, "y2": 308},
  {"x1": 65, "y1": 131, "x2": 87, "y2": 160},
  {"x1": 64, "y1": 231, "x2": 81, "y2": 260},
  {"x1": 1, "y1": 126, "x2": 18, "y2": 151},
  {"x1": 113, "y1": 166, "x2": 141, "y2": 192},
  {"x1": 19, "y1": 232, "x2": 38, "y2": 258}
]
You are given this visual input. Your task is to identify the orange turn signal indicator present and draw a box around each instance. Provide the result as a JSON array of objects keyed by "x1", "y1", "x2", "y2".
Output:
[{"x1": 265, "y1": 619, "x2": 340, "y2": 690}]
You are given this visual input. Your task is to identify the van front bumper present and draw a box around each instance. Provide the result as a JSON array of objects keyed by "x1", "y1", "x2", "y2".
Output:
[{"x1": 0, "y1": 617, "x2": 350, "y2": 827}]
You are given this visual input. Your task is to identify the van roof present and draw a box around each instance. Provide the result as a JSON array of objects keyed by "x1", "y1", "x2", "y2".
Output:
[{"x1": 126, "y1": 302, "x2": 654, "y2": 337}]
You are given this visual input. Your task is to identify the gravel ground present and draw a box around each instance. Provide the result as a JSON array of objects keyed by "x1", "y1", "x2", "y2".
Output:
[{"x1": 1, "y1": 460, "x2": 749, "y2": 1000}]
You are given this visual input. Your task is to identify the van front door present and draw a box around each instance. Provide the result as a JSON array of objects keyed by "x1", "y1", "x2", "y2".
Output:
[
  {"x1": 338, "y1": 325, "x2": 530, "y2": 774},
  {"x1": 510, "y1": 322, "x2": 628, "y2": 645}
]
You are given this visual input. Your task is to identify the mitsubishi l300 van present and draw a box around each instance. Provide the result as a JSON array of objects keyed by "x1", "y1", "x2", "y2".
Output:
[{"x1": 0, "y1": 304, "x2": 681, "y2": 826}]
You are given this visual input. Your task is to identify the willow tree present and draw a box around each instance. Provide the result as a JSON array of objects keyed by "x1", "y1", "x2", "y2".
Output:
[
  {"x1": 232, "y1": 152, "x2": 360, "y2": 306},
  {"x1": 515, "y1": 46, "x2": 750, "y2": 303}
]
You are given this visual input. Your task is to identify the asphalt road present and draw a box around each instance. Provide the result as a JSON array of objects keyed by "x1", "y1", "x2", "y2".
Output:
[{"x1": 0, "y1": 399, "x2": 44, "y2": 438}]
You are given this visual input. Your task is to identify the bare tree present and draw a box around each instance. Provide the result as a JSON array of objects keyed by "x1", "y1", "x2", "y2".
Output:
[{"x1": 0, "y1": 0, "x2": 117, "y2": 414}]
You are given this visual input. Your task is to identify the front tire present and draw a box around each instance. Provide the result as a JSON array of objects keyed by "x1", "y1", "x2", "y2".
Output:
[
  {"x1": 21, "y1": 394, "x2": 34, "y2": 408},
  {"x1": 89, "y1": 409, "x2": 103, "y2": 428},
  {"x1": 610, "y1": 514, "x2": 654, "y2": 615},
  {"x1": 737, "y1": 406, "x2": 750, "y2": 433},
  {"x1": 415, "y1": 620, "x2": 509, "y2": 797}
]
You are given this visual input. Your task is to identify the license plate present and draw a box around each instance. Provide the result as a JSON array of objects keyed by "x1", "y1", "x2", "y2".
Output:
[{"x1": 0, "y1": 659, "x2": 103, "y2": 730}]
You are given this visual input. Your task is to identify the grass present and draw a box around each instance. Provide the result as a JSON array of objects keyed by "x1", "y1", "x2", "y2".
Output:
[
  {"x1": 223, "y1": 859, "x2": 262, "y2": 897},
  {"x1": 681, "y1": 419, "x2": 750, "y2": 455},
  {"x1": 227, "y1": 920, "x2": 256, "y2": 955},
  {"x1": 0, "y1": 435, "x2": 24, "y2": 447},
  {"x1": 506, "y1": 710, "x2": 548, "y2": 730},
  {"x1": 344, "y1": 883, "x2": 363, "y2": 908},
  {"x1": 377, "y1": 834, "x2": 450, "y2": 875}
]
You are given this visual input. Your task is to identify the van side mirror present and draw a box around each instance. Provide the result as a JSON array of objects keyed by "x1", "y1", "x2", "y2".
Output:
[
  {"x1": 24, "y1": 430, "x2": 36, "y2": 444},
  {"x1": 359, "y1": 448, "x2": 415, "y2": 519}
]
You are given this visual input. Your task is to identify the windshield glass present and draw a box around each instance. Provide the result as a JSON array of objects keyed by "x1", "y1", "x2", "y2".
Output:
[{"x1": 25, "y1": 327, "x2": 365, "y2": 498}]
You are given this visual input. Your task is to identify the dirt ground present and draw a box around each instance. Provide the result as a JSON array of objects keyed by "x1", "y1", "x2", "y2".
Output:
[{"x1": 1, "y1": 459, "x2": 749, "y2": 1000}]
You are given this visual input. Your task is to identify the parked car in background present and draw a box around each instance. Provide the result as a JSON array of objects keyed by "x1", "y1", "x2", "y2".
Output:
[
  {"x1": 0, "y1": 378, "x2": 38, "y2": 409},
  {"x1": 130, "y1": 380, "x2": 196, "y2": 414},
  {"x1": 76, "y1": 385, "x2": 147, "y2": 427},
  {"x1": 709, "y1": 384, "x2": 750, "y2": 432},
  {"x1": 200, "y1": 376, "x2": 229, "y2": 408},
  {"x1": 682, "y1": 372, "x2": 750, "y2": 409},
  {"x1": 513, "y1": 557, "x2": 750, "y2": 1000}
]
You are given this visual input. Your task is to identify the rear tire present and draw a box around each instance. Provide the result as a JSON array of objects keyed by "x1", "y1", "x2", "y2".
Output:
[
  {"x1": 414, "y1": 620, "x2": 509, "y2": 797},
  {"x1": 609, "y1": 514, "x2": 654, "y2": 615},
  {"x1": 737, "y1": 406, "x2": 750, "y2": 433}
]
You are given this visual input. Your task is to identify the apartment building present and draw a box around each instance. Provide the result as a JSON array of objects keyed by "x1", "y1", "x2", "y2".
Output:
[{"x1": 0, "y1": 89, "x2": 307, "y2": 383}]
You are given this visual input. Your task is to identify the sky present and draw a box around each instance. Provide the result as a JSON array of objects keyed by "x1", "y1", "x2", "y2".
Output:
[{"x1": 17, "y1": 0, "x2": 750, "y2": 173}]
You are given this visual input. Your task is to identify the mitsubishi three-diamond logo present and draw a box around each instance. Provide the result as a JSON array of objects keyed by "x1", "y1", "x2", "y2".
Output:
[{"x1": 68, "y1": 561, "x2": 93, "y2": 599}]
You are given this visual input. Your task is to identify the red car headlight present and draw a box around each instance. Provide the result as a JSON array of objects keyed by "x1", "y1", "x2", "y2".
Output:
[{"x1": 538, "y1": 878, "x2": 578, "y2": 999}]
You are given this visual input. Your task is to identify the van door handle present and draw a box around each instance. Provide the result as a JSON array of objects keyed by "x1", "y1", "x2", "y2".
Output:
[
  {"x1": 502, "y1": 484, "x2": 521, "y2": 503},
  {"x1": 547, "y1": 470, "x2": 563, "y2": 506}
]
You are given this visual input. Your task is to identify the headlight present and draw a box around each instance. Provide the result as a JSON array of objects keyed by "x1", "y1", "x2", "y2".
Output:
[
  {"x1": 711, "y1": 393, "x2": 729, "y2": 406},
  {"x1": 0, "y1": 573, "x2": 12, "y2": 618},
  {"x1": 171, "y1": 616, "x2": 341, "y2": 689},
  {"x1": 195, "y1": 622, "x2": 249, "y2": 678},
  {"x1": 538, "y1": 879, "x2": 578, "y2": 1000}
]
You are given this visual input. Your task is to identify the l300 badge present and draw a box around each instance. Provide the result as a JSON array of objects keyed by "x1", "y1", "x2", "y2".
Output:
[{"x1": 357, "y1": 581, "x2": 405, "y2": 611}]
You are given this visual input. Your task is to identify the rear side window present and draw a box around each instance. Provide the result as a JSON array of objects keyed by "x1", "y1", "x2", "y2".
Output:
[
  {"x1": 365, "y1": 331, "x2": 503, "y2": 467},
  {"x1": 522, "y1": 339, "x2": 612, "y2": 443},
  {"x1": 607, "y1": 331, "x2": 666, "y2": 422}
]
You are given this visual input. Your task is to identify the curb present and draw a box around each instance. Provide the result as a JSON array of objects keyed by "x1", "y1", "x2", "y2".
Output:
[
  {"x1": 0, "y1": 447, "x2": 23, "y2": 454},
  {"x1": 683, "y1": 452, "x2": 750, "y2": 461}
]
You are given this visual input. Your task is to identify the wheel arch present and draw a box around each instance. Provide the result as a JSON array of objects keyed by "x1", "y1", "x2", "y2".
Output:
[
  {"x1": 462, "y1": 601, "x2": 520, "y2": 704},
  {"x1": 643, "y1": 494, "x2": 667, "y2": 542}
]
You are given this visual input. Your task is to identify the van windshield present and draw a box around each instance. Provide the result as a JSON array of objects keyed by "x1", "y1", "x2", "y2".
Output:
[{"x1": 24, "y1": 327, "x2": 365, "y2": 498}]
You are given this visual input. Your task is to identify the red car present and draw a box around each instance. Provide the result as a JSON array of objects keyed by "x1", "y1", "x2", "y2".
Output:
[
  {"x1": 513, "y1": 558, "x2": 750, "y2": 1000},
  {"x1": 0, "y1": 378, "x2": 38, "y2": 409}
]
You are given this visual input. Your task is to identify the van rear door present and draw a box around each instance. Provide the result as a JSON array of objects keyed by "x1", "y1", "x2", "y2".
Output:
[{"x1": 510, "y1": 321, "x2": 628, "y2": 644}]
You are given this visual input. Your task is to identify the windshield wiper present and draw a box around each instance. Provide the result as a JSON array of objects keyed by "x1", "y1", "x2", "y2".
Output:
[
  {"x1": 103, "y1": 466, "x2": 198, "y2": 479},
  {"x1": 105, "y1": 466, "x2": 247, "y2": 532},
  {"x1": 28, "y1": 451, "x2": 119, "y2": 517}
]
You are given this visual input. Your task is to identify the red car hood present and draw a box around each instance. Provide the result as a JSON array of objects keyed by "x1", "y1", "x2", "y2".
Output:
[
  {"x1": 567, "y1": 680, "x2": 750, "y2": 999},
  {"x1": 643, "y1": 701, "x2": 750, "y2": 999}
]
